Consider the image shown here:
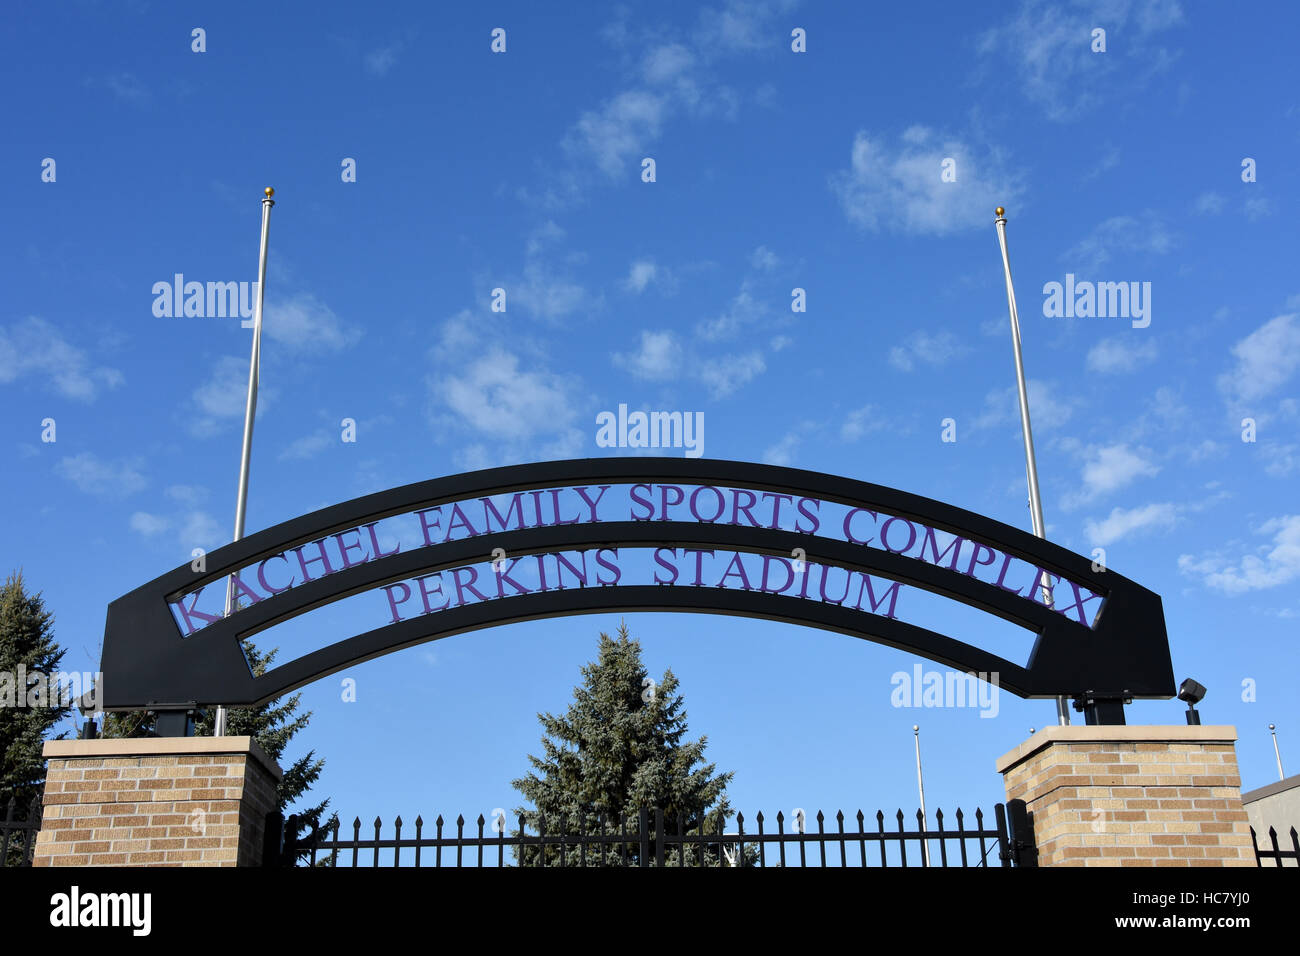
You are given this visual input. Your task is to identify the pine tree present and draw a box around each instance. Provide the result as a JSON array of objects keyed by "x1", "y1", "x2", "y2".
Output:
[
  {"x1": 511, "y1": 622, "x2": 749, "y2": 866},
  {"x1": 0, "y1": 571, "x2": 72, "y2": 809},
  {"x1": 101, "y1": 641, "x2": 333, "y2": 864}
]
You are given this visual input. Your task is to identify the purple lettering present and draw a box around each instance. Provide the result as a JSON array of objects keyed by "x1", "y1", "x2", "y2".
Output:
[
  {"x1": 445, "y1": 503, "x2": 479, "y2": 539},
  {"x1": 653, "y1": 548, "x2": 679, "y2": 584},
  {"x1": 548, "y1": 489, "x2": 581, "y2": 526},
  {"x1": 759, "y1": 555, "x2": 795, "y2": 594},
  {"x1": 717, "y1": 552, "x2": 753, "y2": 590},
  {"x1": 689, "y1": 486, "x2": 726, "y2": 523},
  {"x1": 917, "y1": 526, "x2": 964, "y2": 570},
  {"x1": 795, "y1": 497, "x2": 821, "y2": 534},
  {"x1": 629, "y1": 484, "x2": 655, "y2": 521},
  {"x1": 853, "y1": 575, "x2": 903, "y2": 619},
  {"x1": 965, "y1": 543, "x2": 997, "y2": 578},
  {"x1": 174, "y1": 587, "x2": 222, "y2": 635},
  {"x1": 574, "y1": 485, "x2": 611, "y2": 523},
  {"x1": 761, "y1": 493, "x2": 793, "y2": 529},
  {"x1": 1058, "y1": 581, "x2": 1103, "y2": 626},
  {"x1": 364, "y1": 522, "x2": 400, "y2": 559},
  {"x1": 451, "y1": 567, "x2": 491, "y2": 605},
  {"x1": 680, "y1": 548, "x2": 713, "y2": 586},
  {"x1": 481, "y1": 494, "x2": 528, "y2": 533},
  {"x1": 595, "y1": 548, "x2": 621, "y2": 585},
  {"x1": 729, "y1": 489, "x2": 761, "y2": 527},
  {"x1": 993, "y1": 551, "x2": 1022, "y2": 596},
  {"x1": 416, "y1": 507, "x2": 443, "y2": 547},
  {"x1": 333, "y1": 528, "x2": 370, "y2": 569},
  {"x1": 494, "y1": 558, "x2": 532, "y2": 597},
  {"x1": 554, "y1": 551, "x2": 588, "y2": 587},
  {"x1": 383, "y1": 583, "x2": 412, "y2": 623},
  {"x1": 843, "y1": 508, "x2": 878, "y2": 545},
  {"x1": 256, "y1": 554, "x2": 294, "y2": 595},
  {"x1": 880, "y1": 517, "x2": 917, "y2": 554},
  {"x1": 658, "y1": 484, "x2": 684, "y2": 520},
  {"x1": 416, "y1": 573, "x2": 449, "y2": 614},
  {"x1": 293, "y1": 539, "x2": 336, "y2": 583}
]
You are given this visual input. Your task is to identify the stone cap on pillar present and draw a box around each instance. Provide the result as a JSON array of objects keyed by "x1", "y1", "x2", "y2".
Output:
[
  {"x1": 996, "y1": 724, "x2": 1239, "y2": 774},
  {"x1": 43, "y1": 735, "x2": 283, "y2": 782}
]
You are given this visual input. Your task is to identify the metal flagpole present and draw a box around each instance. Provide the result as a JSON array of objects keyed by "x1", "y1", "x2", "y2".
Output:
[
  {"x1": 913, "y1": 724, "x2": 929, "y2": 866},
  {"x1": 216, "y1": 186, "x2": 275, "y2": 737},
  {"x1": 1270, "y1": 724, "x2": 1285, "y2": 781},
  {"x1": 993, "y1": 206, "x2": 1069, "y2": 727}
]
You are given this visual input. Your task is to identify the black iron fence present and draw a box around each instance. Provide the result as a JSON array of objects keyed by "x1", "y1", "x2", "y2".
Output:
[
  {"x1": 272, "y1": 801, "x2": 1038, "y2": 868},
  {"x1": 1, "y1": 795, "x2": 43, "y2": 868},
  {"x1": 1251, "y1": 825, "x2": 1300, "y2": 867}
]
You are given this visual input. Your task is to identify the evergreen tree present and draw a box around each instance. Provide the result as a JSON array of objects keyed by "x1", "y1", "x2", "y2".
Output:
[
  {"x1": 101, "y1": 641, "x2": 333, "y2": 864},
  {"x1": 0, "y1": 571, "x2": 72, "y2": 808},
  {"x1": 511, "y1": 622, "x2": 749, "y2": 866}
]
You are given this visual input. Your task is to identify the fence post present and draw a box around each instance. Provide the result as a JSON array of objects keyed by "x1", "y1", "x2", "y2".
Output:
[
  {"x1": 1005, "y1": 799, "x2": 1038, "y2": 868},
  {"x1": 655, "y1": 808, "x2": 665, "y2": 868},
  {"x1": 262, "y1": 811, "x2": 285, "y2": 868},
  {"x1": 638, "y1": 808, "x2": 649, "y2": 867}
]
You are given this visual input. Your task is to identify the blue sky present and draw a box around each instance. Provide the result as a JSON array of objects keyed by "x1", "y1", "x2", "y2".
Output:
[{"x1": 3, "y1": 0, "x2": 1298, "y2": 829}]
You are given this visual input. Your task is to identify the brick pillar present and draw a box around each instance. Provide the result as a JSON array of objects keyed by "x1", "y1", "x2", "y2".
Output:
[
  {"x1": 33, "y1": 736, "x2": 281, "y2": 867},
  {"x1": 997, "y1": 725, "x2": 1255, "y2": 867}
]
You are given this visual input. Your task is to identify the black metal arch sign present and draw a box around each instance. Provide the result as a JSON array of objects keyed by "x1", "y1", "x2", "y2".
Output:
[{"x1": 99, "y1": 458, "x2": 1174, "y2": 720}]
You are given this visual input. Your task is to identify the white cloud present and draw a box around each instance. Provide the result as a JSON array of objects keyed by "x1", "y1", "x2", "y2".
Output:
[
  {"x1": 977, "y1": 0, "x2": 1184, "y2": 121},
  {"x1": 129, "y1": 512, "x2": 170, "y2": 536},
  {"x1": 1084, "y1": 502, "x2": 1178, "y2": 547},
  {"x1": 1244, "y1": 196, "x2": 1274, "y2": 221},
  {"x1": 1262, "y1": 443, "x2": 1299, "y2": 478},
  {"x1": 165, "y1": 484, "x2": 208, "y2": 506},
  {"x1": 438, "y1": 348, "x2": 579, "y2": 442},
  {"x1": 697, "y1": 281, "x2": 767, "y2": 341},
  {"x1": 1064, "y1": 444, "x2": 1159, "y2": 510},
  {"x1": 622, "y1": 258, "x2": 678, "y2": 296},
  {"x1": 279, "y1": 432, "x2": 334, "y2": 461},
  {"x1": 888, "y1": 330, "x2": 970, "y2": 372},
  {"x1": 614, "y1": 330, "x2": 685, "y2": 381},
  {"x1": 0, "y1": 317, "x2": 124, "y2": 401},
  {"x1": 696, "y1": 0, "x2": 797, "y2": 51},
  {"x1": 1086, "y1": 336, "x2": 1158, "y2": 374},
  {"x1": 179, "y1": 511, "x2": 224, "y2": 552},
  {"x1": 643, "y1": 43, "x2": 695, "y2": 84},
  {"x1": 750, "y1": 245, "x2": 780, "y2": 272},
  {"x1": 697, "y1": 351, "x2": 765, "y2": 398},
  {"x1": 830, "y1": 128, "x2": 1023, "y2": 236},
  {"x1": 841, "y1": 406, "x2": 886, "y2": 442},
  {"x1": 365, "y1": 45, "x2": 401, "y2": 76},
  {"x1": 505, "y1": 224, "x2": 600, "y2": 322},
  {"x1": 264, "y1": 293, "x2": 359, "y2": 353},
  {"x1": 974, "y1": 380, "x2": 1076, "y2": 433},
  {"x1": 57, "y1": 453, "x2": 147, "y2": 498},
  {"x1": 1178, "y1": 515, "x2": 1300, "y2": 594},
  {"x1": 569, "y1": 90, "x2": 668, "y2": 179},
  {"x1": 192, "y1": 355, "x2": 271, "y2": 437},
  {"x1": 1194, "y1": 192, "x2": 1225, "y2": 215},
  {"x1": 1061, "y1": 213, "x2": 1174, "y2": 273},
  {"x1": 763, "y1": 431, "x2": 802, "y2": 466},
  {"x1": 1218, "y1": 313, "x2": 1300, "y2": 406}
]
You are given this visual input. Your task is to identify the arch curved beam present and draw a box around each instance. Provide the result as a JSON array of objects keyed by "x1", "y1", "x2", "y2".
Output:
[{"x1": 98, "y1": 457, "x2": 1174, "y2": 711}]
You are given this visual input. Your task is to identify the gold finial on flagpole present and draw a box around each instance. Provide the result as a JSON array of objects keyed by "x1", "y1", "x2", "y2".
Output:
[
  {"x1": 995, "y1": 206, "x2": 1005, "y2": 218},
  {"x1": 264, "y1": 186, "x2": 275, "y2": 198}
]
